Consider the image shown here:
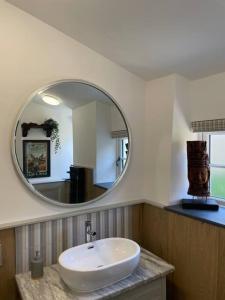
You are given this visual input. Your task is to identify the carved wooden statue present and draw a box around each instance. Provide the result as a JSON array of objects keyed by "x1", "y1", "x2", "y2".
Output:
[{"x1": 187, "y1": 141, "x2": 210, "y2": 197}]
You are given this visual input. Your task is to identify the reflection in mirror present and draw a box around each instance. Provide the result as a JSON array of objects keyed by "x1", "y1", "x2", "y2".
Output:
[{"x1": 14, "y1": 81, "x2": 129, "y2": 205}]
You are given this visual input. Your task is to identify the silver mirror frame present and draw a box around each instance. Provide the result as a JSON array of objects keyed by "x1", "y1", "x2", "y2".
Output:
[{"x1": 11, "y1": 79, "x2": 131, "y2": 207}]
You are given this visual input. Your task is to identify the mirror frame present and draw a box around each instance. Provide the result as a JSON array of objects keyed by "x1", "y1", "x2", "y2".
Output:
[{"x1": 11, "y1": 79, "x2": 131, "y2": 207}]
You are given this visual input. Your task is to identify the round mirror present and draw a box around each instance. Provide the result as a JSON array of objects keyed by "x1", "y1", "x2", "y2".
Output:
[{"x1": 12, "y1": 80, "x2": 130, "y2": 206}]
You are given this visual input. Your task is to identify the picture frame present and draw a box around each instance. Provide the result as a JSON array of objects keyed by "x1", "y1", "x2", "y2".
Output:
[{"x1": 23, "y1": 140, "x2": 50, "y2": 178}]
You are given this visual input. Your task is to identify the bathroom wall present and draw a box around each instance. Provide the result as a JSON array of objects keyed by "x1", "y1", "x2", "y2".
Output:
[
  {"x1": 73, "y1": 101, "x2": 117, "y2": 183},
  {"x1": 171, "y1": 75, "x2": 194, "y2": 203},
  {"x1": 0, "y1": 0, "x2": 146, "y2": 228},
  {"x1": 96, "y1": 101, "x2": 117, "y2": 184},
  {"x1": 73, "y1": 102, "x2": 97, "y2": 168},
  {"x1": 0, "y1": 229, "x2": 16, "y2": 300},
  {"x1": 144, "y1": 74, "x2": 194, "y2": 206},
  {"x1": 142, "y1": 204, "x2": 225, "y2": 300},
  {"x1": 111, "y1": 105, "x2": 126, "y2": 132},
  {"x1": 15, "y1": 205, "x2": 141, "y2": 274},
  {"x1": 2, "y1": 202, "x2": 225, "y2": 300},
  {"x1": 144, "y1": 75, "x2": 175, "y2": 206},
  {"x1": 2, "y1": 0, "x2": 225, "y2": 224},
  {"x1": 2, "y1": 1, "x2": 225, "y2": 299},
  {"x1": 0, "y1": 203, "x2": 143, "y2": 300},
  {"x1": 4, "y1": 0, "x2": 222, "y2": 222},
  {"x1": 190, "y1": 71, "x2": 225, "y2": 121}
]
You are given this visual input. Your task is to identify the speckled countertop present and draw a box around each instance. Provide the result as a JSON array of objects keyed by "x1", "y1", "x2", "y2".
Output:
[{"x1": 16, "y1": 248, "x2": 174, "y2": 300}]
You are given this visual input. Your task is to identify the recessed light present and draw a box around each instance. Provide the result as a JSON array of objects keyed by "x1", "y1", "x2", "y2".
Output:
[{"x1": 42, "y1": 95, "x2": 61, "y2": 106}]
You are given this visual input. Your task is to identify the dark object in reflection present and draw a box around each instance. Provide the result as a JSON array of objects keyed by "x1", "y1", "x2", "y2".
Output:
[
  {"x1": 21, "y1": 122, "x2": 54, "y2": 138},
  {"x1": 33, "y1": 166, "x2": 110, "y2": 204},
  {"x1": 67, "y1": 166, "x2": 85, "y2": 203}
]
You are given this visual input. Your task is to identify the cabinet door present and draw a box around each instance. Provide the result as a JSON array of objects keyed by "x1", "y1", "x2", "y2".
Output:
[{"x1": 115, "y1": 278, "x2": 166, "y2": 300}]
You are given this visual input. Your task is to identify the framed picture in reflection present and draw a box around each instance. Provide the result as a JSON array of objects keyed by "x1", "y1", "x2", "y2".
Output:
[{"x1": 23, "y1": 140, "x2": 50, "y2": 178}]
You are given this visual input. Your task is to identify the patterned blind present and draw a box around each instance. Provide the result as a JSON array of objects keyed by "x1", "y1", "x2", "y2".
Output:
[
  {"x1": 111, "y1": 130, "x2": 128, "y2": 138},
  {"x1": 191, "y1": 119, "x2": 225, "y2": 132}
]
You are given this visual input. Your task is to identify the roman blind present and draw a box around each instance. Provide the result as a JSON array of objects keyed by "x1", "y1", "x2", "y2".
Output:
[
  {"x1": 191, "y1": 119, "x2": 225, "y2": 133},
  {"x1": 111, "y1": 130, "x2": 128, "y2": 138}
]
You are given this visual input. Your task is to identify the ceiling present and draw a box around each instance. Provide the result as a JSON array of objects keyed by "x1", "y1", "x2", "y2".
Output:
[
  {"x1": 34, "y1": 82, "x2": 112, "y2": 109},
  {"x1": 7, "y1": 0, "x2": 225, "y2": 80}
]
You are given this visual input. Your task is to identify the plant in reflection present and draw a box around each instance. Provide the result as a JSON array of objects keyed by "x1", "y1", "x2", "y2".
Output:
[{"x1": 44, "y1": 118, "x2": 60, "y2": 154}]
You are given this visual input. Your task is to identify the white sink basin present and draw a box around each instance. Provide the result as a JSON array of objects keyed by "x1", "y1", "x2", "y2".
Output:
[{"x1": 58, "y1": 237, "x2": 140, "y2": 292}]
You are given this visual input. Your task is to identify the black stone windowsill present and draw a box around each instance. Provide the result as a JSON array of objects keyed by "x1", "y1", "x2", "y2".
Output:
[{"x1": 165, "y1": 202, "x2": 225, "y2": 229}]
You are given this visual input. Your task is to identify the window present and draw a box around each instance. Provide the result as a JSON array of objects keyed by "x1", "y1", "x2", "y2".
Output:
[
  {"x1": 116, "y1": 137, "x2": 128, "y2": 176},
  {"x1": 208, "y1": 133, "x2": 225, "y2": 199}
]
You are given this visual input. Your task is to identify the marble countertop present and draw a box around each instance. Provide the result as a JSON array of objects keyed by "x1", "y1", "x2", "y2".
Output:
[{"x1": 16, "y1": 248, "x2": 174, "y2": 300}]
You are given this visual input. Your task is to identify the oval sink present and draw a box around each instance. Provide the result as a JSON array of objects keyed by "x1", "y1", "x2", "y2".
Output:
[{"x1": 58, "y1": 237, "x2": 140, "y2": 292}]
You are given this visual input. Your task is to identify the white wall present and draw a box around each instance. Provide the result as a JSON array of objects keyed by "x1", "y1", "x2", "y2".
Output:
[
  {"x1": 0, "y1": 0, "x2": 145, "y2": 227},
  {"x1": 171, "y1": 75, "x2": 195, "y2": 203},
  {"x1": 144, "y1": 75, "x2": 175, "y2": 205},
  {"x1": 73, "y1": 102, "x2": 96, "y2": 168},
  {"x1": 96, "y1": 102, "x2": 117, "y2": 183},
  {"x1": 144, "y1": 74, "x2": 195, "y2": 206},
  {"x1": 4, "y1": 0, "x2": 221, "y2": 224},
  {"x1": 111, "y1": 105, "x2": 126, "y2": 131},
  {"x1": 144, "y1": 71, "x2": 225, "y2": 206},
  {"x1": 15, "y1": 102, "x2": 73, "y2": 183},
  {"x1": 73, "y1": 101, "x2": 117, "y2": 184},
  {"x1": 190, "y1": 72, "x2": 225, "y2": 121}
]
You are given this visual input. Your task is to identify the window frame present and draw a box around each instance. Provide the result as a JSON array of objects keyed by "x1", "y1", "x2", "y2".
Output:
[
  {"x1": 116, "y1": 137, "x2": 128, "y2": 176},
  {"x1": 201, "y1": 132, "x2": 225, "y2": 205}
]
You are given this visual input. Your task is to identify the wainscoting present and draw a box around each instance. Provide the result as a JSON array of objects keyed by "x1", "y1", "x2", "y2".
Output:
[
  {"x1": 3, "y1": 202, "x2": 225, "y2": 300},
  {"x1": 15, "y1": 205, "x2": 142, "y2": 273},
  {"x1": 0, "y1": 204, "x2": 142, "y2": 299},
  {"x1": 0, "y1": 229, "x2": 17, "y2": 300},
  {"x1": 142, "y1": 203, "x2": 225, "y2": 300}
]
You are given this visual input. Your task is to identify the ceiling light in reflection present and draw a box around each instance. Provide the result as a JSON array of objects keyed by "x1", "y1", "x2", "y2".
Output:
[{"x1": 42, "y1": 95, "x2": 61, "y2": 106}]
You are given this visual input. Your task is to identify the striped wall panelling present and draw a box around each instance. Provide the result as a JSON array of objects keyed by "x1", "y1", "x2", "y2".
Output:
[{"x1": 15, "y1": 206, "x2": 136, "y2": 274}]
